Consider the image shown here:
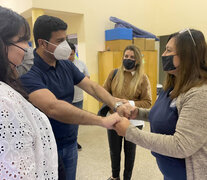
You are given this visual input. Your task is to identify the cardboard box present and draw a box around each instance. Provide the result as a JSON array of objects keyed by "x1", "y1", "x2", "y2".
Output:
[
  {"x1": 133, "y1": 38, "x2": 145, "y2": 50},
  {"x1": 105, "y1": 40, "x2": 132, "y2": 51},
  {"x1": 145, "y1": 38, "x2": 155, "y2": 50},
  {"x1": 105, "y1": 28, "x2": 133, "y2": 41}
]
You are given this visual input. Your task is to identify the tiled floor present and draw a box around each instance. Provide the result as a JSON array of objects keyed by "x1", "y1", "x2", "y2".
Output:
[{"x1": 76, "y1": 122, "x2": 163, "y2": 180}]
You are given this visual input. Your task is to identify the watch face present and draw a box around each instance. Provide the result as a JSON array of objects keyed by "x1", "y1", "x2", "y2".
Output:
[
  {"x1": 114, "y1": 102, "x2": 123, "y2": 112},
  {"x1": 115, "y1": 102, "x2": 123, "y2": 108}
]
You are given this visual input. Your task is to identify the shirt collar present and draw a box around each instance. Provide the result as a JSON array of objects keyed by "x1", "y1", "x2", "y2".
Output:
[
  {"x1": 123, "y1": 68, "x2": 136, "y2": 76},
  {"x1": 131, "y1": 71, "x2": 136, "y2": 76},
  {"x1": 34, "y1": 50, "x2": 59, "y2": 71}
]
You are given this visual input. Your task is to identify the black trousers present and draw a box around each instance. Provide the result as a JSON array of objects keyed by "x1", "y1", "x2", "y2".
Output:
[{"x1": 107, "y1": 126, "x2": 143, "y2": 180}]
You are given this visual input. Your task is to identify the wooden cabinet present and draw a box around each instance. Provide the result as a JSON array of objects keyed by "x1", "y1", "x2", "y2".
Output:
[{"x1": 98, "y1": 50, "x2": 157, "y2": 105}]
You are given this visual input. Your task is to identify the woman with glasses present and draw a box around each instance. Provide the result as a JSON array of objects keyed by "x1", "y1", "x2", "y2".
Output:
[
  {"x1": 0, "y1": 6, "x2": 58, "y2": 179},
  {"x1": 115, "y1": 29, "x2": 207, "y2": 180}
]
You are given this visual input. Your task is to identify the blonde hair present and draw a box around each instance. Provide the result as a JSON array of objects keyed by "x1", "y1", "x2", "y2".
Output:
[{"x1": 113, "y1": 45, "x2": 144, "y2": 98}]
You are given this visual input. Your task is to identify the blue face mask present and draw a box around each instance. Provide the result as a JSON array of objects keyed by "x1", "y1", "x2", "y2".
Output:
[{"x1": 161, "y1": 55, "x2": 176, "y2": 71}]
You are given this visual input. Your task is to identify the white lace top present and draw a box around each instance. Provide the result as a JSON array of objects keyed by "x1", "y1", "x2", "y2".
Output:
[{"x1": 0, "y1": 81, "x2": 58, "y2": 179}]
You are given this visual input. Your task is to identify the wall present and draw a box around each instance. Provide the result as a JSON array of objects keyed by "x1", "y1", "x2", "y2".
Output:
[
  {"x1": 154, "y1": 0, "x2": 207, "y2": 36},
  {"x1": 0, "y1": 0, "x2": 32, "y2": 13},
  {"x1": 3, "y1": 0, "x2": 207, "y2": 36},
  {"x1": 2, "y1": 0, "x2": 207, "y2": 113}
]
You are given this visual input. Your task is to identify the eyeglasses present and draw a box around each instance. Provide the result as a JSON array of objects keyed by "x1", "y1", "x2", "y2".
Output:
[
  {"x1": 9, "y1": 61, "x2": 17, "y2": 68},
  {"x1": 179, "y1": 28, "x2": 196, "y2": 46},
  {"x1": 10, "y1": 43, "x2": 27, "y2": 52}
]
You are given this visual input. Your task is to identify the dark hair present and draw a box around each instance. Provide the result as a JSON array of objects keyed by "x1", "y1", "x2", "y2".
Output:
[
  {"x1": 0, "y1": 6, "x2": 30, "y2": 98},
  {"x1": 163, "y1": 29, "x2": 207, "y2": 98},
  {"x1": 67, "y1": 40, "x2": 76, "y2": 52},
  {"x1": 167, "y1": 32, "x2": 178, "y2": 42},
  {"x1": 33, "y1": 15, "x2": 67, "y2": 48}
]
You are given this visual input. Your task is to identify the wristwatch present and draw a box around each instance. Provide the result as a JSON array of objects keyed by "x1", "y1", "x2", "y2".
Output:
[{"x1": 114, "y1": 102, "x2": 123, "y2": 112}]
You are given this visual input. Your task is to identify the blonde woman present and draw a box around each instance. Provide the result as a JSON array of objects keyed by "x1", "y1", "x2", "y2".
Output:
[{"x1": 104, "y1": 45, "x2": 152, "y2": 180}]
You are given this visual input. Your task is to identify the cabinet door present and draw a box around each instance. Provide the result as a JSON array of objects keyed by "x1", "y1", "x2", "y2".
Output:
[
  {"x1": 98, "y1": 51, "x2": 123, "y2": 86},
  {"x1": 98, "y1": 51, "x2": 114, "y2": 86}
]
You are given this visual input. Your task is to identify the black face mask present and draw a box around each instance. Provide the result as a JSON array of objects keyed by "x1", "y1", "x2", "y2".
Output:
[
  {"x1": 123, "y1": 59, "x2": 136, "y2": 70},
  {"x1": 161, "y1": 55, "x2": 176, "y2": 71}
]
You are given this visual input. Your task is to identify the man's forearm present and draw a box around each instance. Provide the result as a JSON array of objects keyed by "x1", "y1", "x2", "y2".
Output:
[
  {"x1": 77, "y1": 78, "x2": 116, "y2": 109},
  {"x1": 47, "y1": 99, "x2": 104, "y2": 126},
  {"x1": 88, "y1": 83, "x2": 116, "y2": 109}
]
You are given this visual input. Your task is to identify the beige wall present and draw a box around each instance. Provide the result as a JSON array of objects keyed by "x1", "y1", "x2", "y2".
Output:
[
  {"x1": 154, "y1": 0, "x2": 207, "y2": 36},
  {"x1": 0, "y1": 0, "x2": 32, "y2": 13},
  {"x1": 1, "y1": 0, "x2": 207, "y2": 113}
]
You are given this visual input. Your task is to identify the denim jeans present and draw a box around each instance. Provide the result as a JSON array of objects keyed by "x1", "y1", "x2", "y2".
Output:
[
  {"x1": 58, "y1": 155, "x2": 66, "y2": 180},
  {"x1": 58, "y1": 142, "x2": 78, "y2": 180},
  {"x1": 57, "y1": 101, "x2": 83, "y2": 180}
]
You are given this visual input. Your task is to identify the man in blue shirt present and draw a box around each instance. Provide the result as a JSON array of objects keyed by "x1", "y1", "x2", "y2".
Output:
[{"x1": 20, "y1": 15, "x2": 130, "y2": 180}]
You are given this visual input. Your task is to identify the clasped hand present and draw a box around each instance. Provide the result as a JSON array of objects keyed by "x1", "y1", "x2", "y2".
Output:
[
  {"x1": 103, "y1": 103, "x2": 138, "y2": 136},
  {"x1": 115, "y1": 103, "x2": 138, "y2": 136},
  {"x1": 105, "y1": 103, "x2": 138, "y2": 136},
  {"x1": 116, "y1": 102, "x2": 138, "y2": 119}
]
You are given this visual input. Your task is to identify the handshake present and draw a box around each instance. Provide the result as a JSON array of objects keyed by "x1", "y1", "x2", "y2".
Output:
[{"x1": 101, "y1": 102, "x2": 139, "y2": 136}]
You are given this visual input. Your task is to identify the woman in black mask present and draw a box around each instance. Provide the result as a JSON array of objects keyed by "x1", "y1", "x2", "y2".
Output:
[
  {"x1": 115, "y1": 29, "x2": 207, "y2": 180},
  {"x1": 103, "y1": 45, "x2": 152, "y2": 180}
]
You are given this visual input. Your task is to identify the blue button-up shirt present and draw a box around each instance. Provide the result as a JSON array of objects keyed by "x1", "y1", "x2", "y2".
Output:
[{"x1": 20, "y1": 50, "x2": 85, "y2": 148}]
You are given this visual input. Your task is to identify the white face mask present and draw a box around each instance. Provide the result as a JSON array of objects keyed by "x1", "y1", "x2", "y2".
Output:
[
  {"x1": 16, "y1": 47, "x2": 34, "y2": 76},
  {"x1": 44, "y1": 40, "x2": 72, "y2": 60},
  {"x1": 9, "y1": 46, "x2": 34, "y2": 77},
  {"x1": 23, "y1": 47, "x2": 34, "y2": 60}
]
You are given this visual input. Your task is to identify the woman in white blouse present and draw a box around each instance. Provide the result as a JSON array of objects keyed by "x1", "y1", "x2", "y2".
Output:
[{"x1": 0, "y1": 6, "x2": 58, "y2": 179}]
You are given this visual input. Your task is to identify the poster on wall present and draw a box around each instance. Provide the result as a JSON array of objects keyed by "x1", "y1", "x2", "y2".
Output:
[
  {"x1": 28, "y1": 41, "x2": 33, "y2": 47},
  {"x1": 67, "y1": 33, "x2": 79, "y2": 59}
]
